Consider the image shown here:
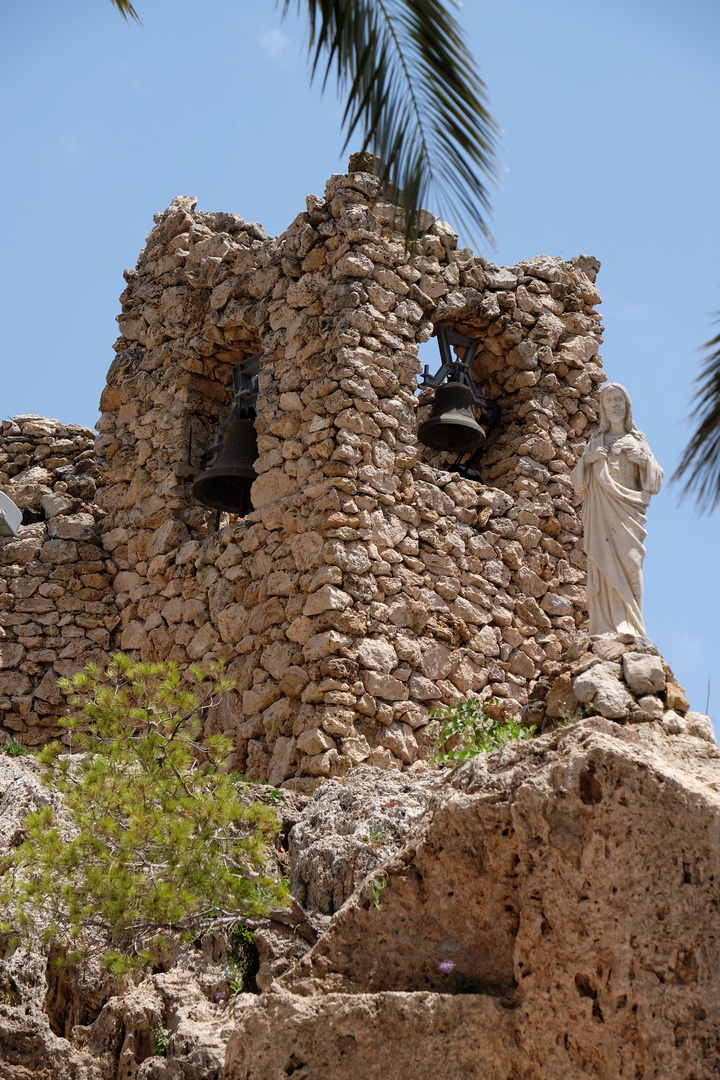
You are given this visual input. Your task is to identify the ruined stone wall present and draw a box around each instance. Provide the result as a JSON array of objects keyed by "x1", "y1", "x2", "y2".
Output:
[
  {"x1": 0, "y1": 162, "x2": 624, "y2": 779},
  {"x1": 0, "y1": 416, "x2": 118, "y2": 743}
]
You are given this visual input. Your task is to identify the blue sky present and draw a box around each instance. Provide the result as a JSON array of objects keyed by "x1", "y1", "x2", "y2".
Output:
[{"x1": 2, "y1": 0, "x2": 720, "y2": 718}]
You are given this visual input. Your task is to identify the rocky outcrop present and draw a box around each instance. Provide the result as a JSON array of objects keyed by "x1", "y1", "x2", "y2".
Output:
[
  {"x1": 288, "y1": 765, "x2": 437, "y2": 916},
  {"x1": 226, "y1": 717, "x2": 720, "y2": 1079},
  {"x1": 1, "y1": 712, "x2": 719, "y2": 1077}
]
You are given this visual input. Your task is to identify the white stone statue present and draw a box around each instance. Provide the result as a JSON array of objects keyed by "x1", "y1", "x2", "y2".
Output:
[{"x1": 571, "y1": 382, "x2": 663, "y2": 637}]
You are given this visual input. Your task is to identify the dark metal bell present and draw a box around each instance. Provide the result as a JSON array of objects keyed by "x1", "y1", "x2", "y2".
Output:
[
  {"x1": 417, "y1": 382, "x2": 486, "y2": 452},
  {"x1": 192, "y1": 418, "x2": 258, "y2": 515}
]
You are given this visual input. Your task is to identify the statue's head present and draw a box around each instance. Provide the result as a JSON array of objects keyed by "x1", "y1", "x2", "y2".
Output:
[{"x1": 599, "y1": 382, "x2": 634, "y2": 433}]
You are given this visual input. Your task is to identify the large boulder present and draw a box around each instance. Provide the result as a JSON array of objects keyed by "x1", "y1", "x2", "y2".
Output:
[{"x1": 226, "y1": 718, "x2": 720, "y2": 1079}]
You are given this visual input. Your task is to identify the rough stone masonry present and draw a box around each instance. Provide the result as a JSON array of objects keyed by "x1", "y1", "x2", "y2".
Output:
[{"x1": 0, "y1": 157, "x2": 697, "y2": 782}]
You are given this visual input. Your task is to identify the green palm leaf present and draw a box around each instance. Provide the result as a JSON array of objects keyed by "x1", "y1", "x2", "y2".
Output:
[
  {"x1": 110, "y1": 0, "x2": 140, "y2": 22},
  {"x1": 673, "y1": 318, "x2": 720, "y2": 511},
  {"x1": 106, "y1": 0, "x2": 497, "y2": 241},
  {"x1": 286, "y1": 0, "x2": 499, "y2": 244}
]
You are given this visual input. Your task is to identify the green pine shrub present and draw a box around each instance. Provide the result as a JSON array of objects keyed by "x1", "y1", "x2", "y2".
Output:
[{"x1": 0, "y1": 654, "x2": 289, "y2": 971}]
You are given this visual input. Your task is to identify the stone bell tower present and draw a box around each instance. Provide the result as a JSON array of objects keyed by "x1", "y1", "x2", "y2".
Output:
[{"x1": 2, "y1": 158, "x2": 614, "y2": 784}]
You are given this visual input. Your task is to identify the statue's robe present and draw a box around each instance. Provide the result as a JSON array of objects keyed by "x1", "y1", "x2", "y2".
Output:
[{"x1": 571, "y1": 432, "x2": 662, "y2": 637}]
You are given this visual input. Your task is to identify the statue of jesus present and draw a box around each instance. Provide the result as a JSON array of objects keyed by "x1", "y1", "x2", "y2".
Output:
[{"x1": 571, "y1": 382, "x2": 663, "y2": 637}]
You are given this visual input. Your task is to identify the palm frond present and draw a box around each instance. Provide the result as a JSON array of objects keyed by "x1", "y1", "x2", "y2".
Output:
[
  {"x1": 109, "y1": 0, "x2": 140, "y2": 23},
  {"x1": 672, "y1": 319, "x2": 720, "y2": 512},
  {"x1": 286, "y1": 0, "x2": 499, "y2": 246}
]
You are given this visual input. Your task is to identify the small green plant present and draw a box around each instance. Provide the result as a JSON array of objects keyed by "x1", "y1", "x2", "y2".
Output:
[
  {"x1": 153, "y1": 1029, "x2": 170, "y2": 1057},
  {"x1": 227, "y1": 956, "x2": 246, "y2": 996},
  {"x1": 430, "y1": 697, "x2": 535, "y2": 765},
  {"x1": 363, "y1": 828, "x2": 389, "y2": 847},
  {"x1": 227, "y1": 926, "x2": 255, "y2": 995},
  {"x1": 2, "y1": 738, "x2": 30, "y2": 757},
  {"x1": 0, "y1": 654, "x2": 289, "y2": 969},
  {"x1": 558, "y1": 704, "x2": 587, "y2": 726},
  {"x1": 371, "y1": 877, "x2": 386, "y2": 909},
  {"x1": 541, "y1": 703, "x2": 588, "y2": 733},
  {"x1": 229, "y1": 924, "x2": 255, "y2": 961},
  {"x1": 233, "y1": 777, "x2": 283, "y2": 805},
  {"x1": 217, "y1": 926, "x2": 258, "y2": 1018}
]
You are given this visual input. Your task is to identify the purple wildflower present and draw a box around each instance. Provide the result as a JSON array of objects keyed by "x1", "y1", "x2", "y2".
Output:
[
  {"x1": 215, "y1": 991, "x2": 226, "y2": 1002},
  {"x1": 438, "y1": 960, "x2": 455, "y2": 975}
]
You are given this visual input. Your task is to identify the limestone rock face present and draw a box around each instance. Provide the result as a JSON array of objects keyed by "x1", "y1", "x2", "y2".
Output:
[
  {"x1": 223, "y1": 993, "x2": 522, "y2": 1080},
  {"x1": 288, "y1": 765, "x2": 437, "y2": 915},
  {"x1": 0, "y1": 925, "x2": 236, "y2": 1080},
  {"x1": 75, "y1": 969, "x2": 230, "y2": 1080},
  {"x1": 227, "y1": 718, "x2": 720, "y2": 1079}
]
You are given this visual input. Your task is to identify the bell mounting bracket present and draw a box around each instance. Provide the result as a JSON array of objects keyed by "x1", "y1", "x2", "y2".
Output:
[
  {"x1": 419, "y1": 326, "x2": 501, "y2": 481},
  {"x1": 420, "y1": 326, "x2": 486, "y2": 407},
  {"x1": 229, "y1": 352, "x2": 262, "y2": 421},
  {"x1": 203, "y1": 352, "x2": 261, "y2": 458}
]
